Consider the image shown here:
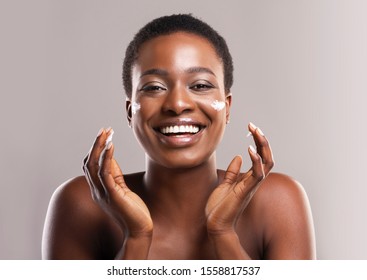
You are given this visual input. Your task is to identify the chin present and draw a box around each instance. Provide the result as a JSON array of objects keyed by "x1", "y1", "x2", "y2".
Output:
[{"x1": 149, "y1": 151, "x2": 216, "y2": 170}]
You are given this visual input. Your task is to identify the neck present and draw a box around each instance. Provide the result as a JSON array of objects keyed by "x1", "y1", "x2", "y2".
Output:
[{"x1": 143, "y1": 154, "x2": 219, "y2": 226}]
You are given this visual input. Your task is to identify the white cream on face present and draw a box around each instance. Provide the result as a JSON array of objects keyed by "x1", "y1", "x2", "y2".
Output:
[
  {"x1": 132, "y1": 101, "x2": 141, "y2": 115},
  {"x1": 211, "y1": 100, "x2": 226, "y2": 111}
]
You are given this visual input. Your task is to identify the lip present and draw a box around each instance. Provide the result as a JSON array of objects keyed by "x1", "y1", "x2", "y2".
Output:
[
  {"x1": 152, "y1": 118, "x2": 206, "y2": 148},
  {"x1": 154, "y1": 128, "x2": 205, "y2": 147},
  {"x1": 153, "y1": 118, "x2": 205, "y2": 128}
]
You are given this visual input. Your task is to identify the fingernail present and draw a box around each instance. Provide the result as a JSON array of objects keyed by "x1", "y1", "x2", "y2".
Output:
[
  {"x1": 257, "y1": 127, "x2": 265, "y2": 136},
  {"x1": 105, "y1": 129, "x2": 114, "y2": 145},
  {"x1": 106, "y1": 127, "x2": 112, "y2": 133},
  {"x1": 106, "y1": 141, "x2": 113, "y2": 150},
  {"x1": 249, "y1": 122, "x2": 256, "y2": 130},
  {"x1": 246, "y1": 131, "x2": 253, "y2": 138},
  {"x1": 249, "y1": 145, "x2": 257, "y2": 154},
  {"x1": 97, "y1": 128, "x2": 104, "y2": 137}
]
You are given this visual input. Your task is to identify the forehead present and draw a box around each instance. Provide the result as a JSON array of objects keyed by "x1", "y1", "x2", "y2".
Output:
[{"x1": 133, "y1": 32, "x2": 223, "y2": 75}]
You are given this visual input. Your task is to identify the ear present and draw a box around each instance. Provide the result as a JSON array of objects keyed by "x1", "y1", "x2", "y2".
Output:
[
  {"x1": 126, "y1": 98, "x2": 132, "y2": 127},
  {"x1": 225, "y1": 93, "x2": 232, "y2": 124}
]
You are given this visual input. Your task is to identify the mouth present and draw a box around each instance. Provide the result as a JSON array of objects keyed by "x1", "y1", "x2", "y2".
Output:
[
  {"x1": 157, "y1": 124, "x2": 203, "y2": 136},
  {"x1": 152, "y1": 120, "x2": 206, "y2": 147}
]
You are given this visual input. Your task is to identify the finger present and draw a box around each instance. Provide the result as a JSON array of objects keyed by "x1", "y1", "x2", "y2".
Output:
[
  {"x1": 84, "y1": 128, "x2": 113, "y2": 182},
  {"x1": 84, "y1": 128, "x2": 105, "y2": 175},
  {"x1": 227, "y1": 146, "x2": 264, "y2": 213},
  {"x1": 231, "y1": 146, "x2": 263, "y2": 198},
  {"x1": 248, "y1": 145, "x2": 265, "y2": 183},
  {"x1": 82, "y1": 132, "x2": 103, "y2": 200},
  {"x1": 222, "y1": 155, "x2": 242, "y2": 185},
  {"x1": 82, "y1": 154, "x2": 88, "y2": 168},
  {"x1": 98, "y1": 141, "x2": 120, "y2": 197},
  {"x1": 84, "y1": 164, "x2": 100, "y2": 201},
  {"x1": 111, "y1": 158, "x2": 126, "y2": 187},
  {"x1": 248, "y1": 123, "x2": 274, "y2": 175}
]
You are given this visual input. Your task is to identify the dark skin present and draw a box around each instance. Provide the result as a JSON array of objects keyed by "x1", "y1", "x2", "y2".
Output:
[{"x1": 42, "y1": 32, "x2": 316, "y2": 260}]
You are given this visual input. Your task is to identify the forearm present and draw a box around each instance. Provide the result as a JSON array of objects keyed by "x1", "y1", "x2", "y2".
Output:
[
  {"x1": 115, "y1": 234, "x2": 152, "y2": 260},
  {"x1": 209, "y1": 231, "x2": 251, "y2": 260}
]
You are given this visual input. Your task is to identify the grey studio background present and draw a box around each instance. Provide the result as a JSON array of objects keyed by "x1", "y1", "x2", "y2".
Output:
[{"x1": 1, "y1": 0, "x2": 366, "y2": 259}]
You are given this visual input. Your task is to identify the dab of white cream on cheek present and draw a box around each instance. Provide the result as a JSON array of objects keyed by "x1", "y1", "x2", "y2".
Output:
[
  {"x1": 210, "y1": 100, "x2": 226, "y2": 111},
  {"x1": 132, "y1": 101, "x2": 141, "y2": 115}
]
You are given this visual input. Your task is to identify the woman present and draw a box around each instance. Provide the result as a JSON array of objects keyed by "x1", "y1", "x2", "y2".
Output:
[{"x1": 42, "y1": 14, "x2": 316, "y2": 259}]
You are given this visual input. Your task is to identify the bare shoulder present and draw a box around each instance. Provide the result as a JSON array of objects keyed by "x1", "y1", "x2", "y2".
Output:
[
  {"x1": 49, "y1": 176, "x2": 92, "y2": 206},
  {"x1": 256, "y1": 172, "x2": 309, "y2": 205},
  {"x1": 251, "y1": 172, "x2": 316, "y2": 259},
  {"x1": 254, "y1": 172, "x2": 313, "y2": 229},
  {"x1": 45, "y1": 176, "x2": 101, "y2": 220},
  {"x1": 42, "y1": 176, "x2": 114, "y2": 259}
]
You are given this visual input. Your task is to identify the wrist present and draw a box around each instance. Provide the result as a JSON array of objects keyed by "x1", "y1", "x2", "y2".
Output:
[
  {"x1": 207, "y1": 229, "x2": 238, "y2": 241},
  {"x1": 208, "y1": 231, "x2": 251, "y2": 260},
  {"x1": 116, "y1": 233, "x2": 153, "y2": 260},
  {"x1": 206, "y1": 222, "x2": 236, "y2": 236},
  {"x1": 128, "y1": 229, "x2": 153, "y2": 239}
]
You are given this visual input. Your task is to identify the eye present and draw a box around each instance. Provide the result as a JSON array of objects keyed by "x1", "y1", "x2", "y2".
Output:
[
  {"x1": 139, "y1": 83, "x2": 167, "y2": 93},
  {"x1": 190, "y1": 82, "x2": 215, "y2": 92}
]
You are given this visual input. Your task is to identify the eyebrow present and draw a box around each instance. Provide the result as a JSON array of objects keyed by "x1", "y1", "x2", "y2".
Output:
[
  {"x1": 185, "y1": 67, "x2": 216, "y2": 77},
  {"x1": 140, "y1": 67, "x2": 216, "y2": 78},
  {"x1": 140, "y1": 68, "x2": 168, "y2": 78}
]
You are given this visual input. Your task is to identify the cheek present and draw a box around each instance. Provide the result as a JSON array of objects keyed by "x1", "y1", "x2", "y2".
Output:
[
  {"x1": 130, "y1": 97, "x2": 153, "y2": 123},
  {"x1": 131, "y1": 98, "x2": 157, "y2": 133},
  {"x1": 195, "y1": 97, "x2": 227, "y2": 120},
  {"x1": 210, "y1": 100, "x2": 226, "y2": 111},
  {"x1": 131, "y1": 101, "x2": 141, "y2": 115}
]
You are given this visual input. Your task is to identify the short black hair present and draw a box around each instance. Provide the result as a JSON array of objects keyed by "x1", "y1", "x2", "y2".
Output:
[{"x1": 122, "y1": 14, "x2": 234, "y2": 98}]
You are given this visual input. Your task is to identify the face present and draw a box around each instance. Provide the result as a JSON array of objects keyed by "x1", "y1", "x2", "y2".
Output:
[{"x1": 127, "y1": 32, "x2": 231, "y2": 169}]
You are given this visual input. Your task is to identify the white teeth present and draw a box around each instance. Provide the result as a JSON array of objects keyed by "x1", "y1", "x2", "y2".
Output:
[{"x1": 160, "y1": 125, "x2": 200, "y2": 134}]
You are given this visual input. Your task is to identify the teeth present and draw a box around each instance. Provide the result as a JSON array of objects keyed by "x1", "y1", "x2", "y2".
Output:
[{"x1": 160, "y1": 125, "x2": 200, "y2": 134}]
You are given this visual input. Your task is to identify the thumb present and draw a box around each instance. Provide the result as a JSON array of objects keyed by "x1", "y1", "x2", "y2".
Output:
[{"x1": 222, "y1": 155, "x2": 242, "y2": 185}]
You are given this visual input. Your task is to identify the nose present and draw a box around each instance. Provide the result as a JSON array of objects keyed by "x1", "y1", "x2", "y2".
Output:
[{"x1": 161, "y1": 85, "x2": 195, "y2": 115}]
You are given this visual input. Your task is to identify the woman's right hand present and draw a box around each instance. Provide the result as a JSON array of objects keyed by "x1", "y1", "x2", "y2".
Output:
[{"x1": 82, "y1": 128, "x2": 153, "y2": 240}]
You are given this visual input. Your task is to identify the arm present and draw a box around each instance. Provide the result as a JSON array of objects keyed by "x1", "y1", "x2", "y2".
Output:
[
  {"x1": 206, "y1": 122, "x2": 274, "y2": 259},
  {"x1": 42, "y1": 176, "x2": 152, "y2": 259},
  {"x1": 205, "y1": 123, "x2": 315, "y2": 259},
  {"x1": 208, "y1": 173, "x2": 316, "y2": 260},
  {"x1": 42, "y1": 128, "x2": 153, "y2": 259},
  {"x1": 82, "y1": 128, "x2": 153, "y2": 259}
]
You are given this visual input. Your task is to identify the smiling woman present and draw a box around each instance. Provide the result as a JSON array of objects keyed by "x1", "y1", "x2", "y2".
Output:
[
  {"x1": 129, "y1": 32, "x2": 229, "y2": 169},
  {"x1": 41, "y1": 14, "x2": 316, "y2": 260}
]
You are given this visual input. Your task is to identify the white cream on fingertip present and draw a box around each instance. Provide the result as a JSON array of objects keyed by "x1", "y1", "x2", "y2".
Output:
[
  {"x1": 257, "y1": 127, "x2": 265, "y2": 136},
  {"x1": 247, "y1": 122, "x2": 256, "y2": 137},
  {"x1": 249, "y1": 145, "x2": 257, "y2": 154},
  {"x1": 105, "y1": 129, "x2": 114, "y2": 146},
  {"x1": 249, "y1": 122, "x2": 256, "y2": 130},
  {"x1": 210, "y1": 100, "x2": 226, "y2": 111},
  {"x1": 106, "y1": 141, "x2": 113, "y2": 150},
  {"x1": 132, "y1": 101, "x2": 141, "y2": 115}
]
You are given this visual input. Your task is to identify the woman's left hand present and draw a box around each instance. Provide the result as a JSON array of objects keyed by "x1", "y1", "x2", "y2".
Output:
[{"x1": 205, "y1": 123, "x2": 274, "y2": 235}]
